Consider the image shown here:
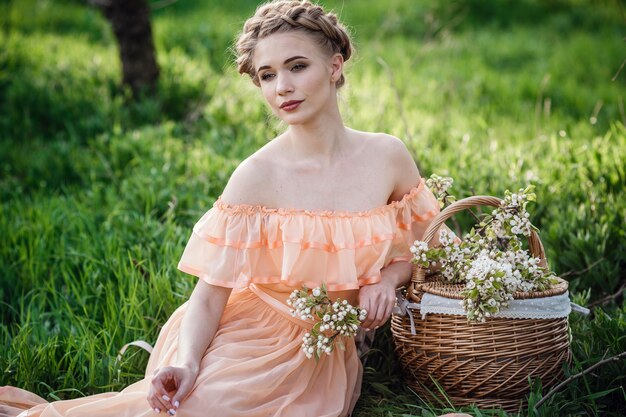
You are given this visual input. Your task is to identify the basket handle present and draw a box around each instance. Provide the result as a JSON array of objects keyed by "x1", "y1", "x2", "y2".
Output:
[{"x1": 413, "y1": 195, "x2": 548, "y2": 285}]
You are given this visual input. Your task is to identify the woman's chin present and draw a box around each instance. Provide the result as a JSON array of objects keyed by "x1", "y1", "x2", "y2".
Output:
[{"x1": 277, "y1": 114, "x2": 312, "y2": 126}]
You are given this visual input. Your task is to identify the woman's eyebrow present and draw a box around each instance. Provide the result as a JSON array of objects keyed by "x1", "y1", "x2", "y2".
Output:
[{"x1": 257, "y1": 56, "x2": 308, "y2": 72}]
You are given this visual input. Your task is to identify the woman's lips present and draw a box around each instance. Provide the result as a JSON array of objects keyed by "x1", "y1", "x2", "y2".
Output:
[{"x1": 280, "y1": 100, "x2": 303, "y2": 111}]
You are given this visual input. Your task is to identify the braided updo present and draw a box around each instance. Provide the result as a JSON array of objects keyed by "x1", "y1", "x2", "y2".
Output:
[{"x1": 235, "y1": 0, "x2": 353, "y2": 88}]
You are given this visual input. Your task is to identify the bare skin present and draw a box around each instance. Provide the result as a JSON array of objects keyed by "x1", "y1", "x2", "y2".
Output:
[{"x1": 244, "y1": 129, "x2": 406, "y2": 210}]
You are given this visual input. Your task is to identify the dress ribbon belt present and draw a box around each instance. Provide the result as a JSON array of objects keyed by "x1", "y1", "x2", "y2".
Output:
[{"x1": 248, "y1": 283, "x2": 314, "y2": 330}]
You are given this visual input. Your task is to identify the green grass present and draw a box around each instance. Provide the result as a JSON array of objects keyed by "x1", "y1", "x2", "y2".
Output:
[{"x1": 1, "y1": 0, "x2": 625, "y2": 415}]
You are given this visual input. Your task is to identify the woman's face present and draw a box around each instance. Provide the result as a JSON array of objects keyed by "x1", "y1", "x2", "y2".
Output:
[{"x1": 252, "y1": 31, "x2": 343, "y2": 125}]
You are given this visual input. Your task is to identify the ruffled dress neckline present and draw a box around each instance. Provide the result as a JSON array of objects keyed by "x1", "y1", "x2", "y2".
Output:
[
  {"x1": 177, "y1": 177, "x2": 440, "y2": 291},
  {"x1": 213, "y1": 178, "x2": 428, "y2": 218}
]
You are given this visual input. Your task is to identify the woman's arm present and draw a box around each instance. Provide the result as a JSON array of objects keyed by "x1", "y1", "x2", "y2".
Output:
[
  {"x1": 147, "y1": 281, "x2": 232, "y2": 414},
  {"x1": 148, "y1": 163, "x2": 264, "y2": 413},
  {"x1": 358, "y1": 135, "x2": 459, "y2": 330},
  {"x1": 176, "y1": 281, "x2": 232, "y2": 371}
]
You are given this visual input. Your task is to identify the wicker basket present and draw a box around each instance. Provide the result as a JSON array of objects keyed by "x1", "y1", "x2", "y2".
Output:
[{"x1": 390, "y1": 196, "x2": 571, "y2": 413}]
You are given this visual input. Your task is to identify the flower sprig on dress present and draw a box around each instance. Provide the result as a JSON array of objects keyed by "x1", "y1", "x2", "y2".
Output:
[
  {"x1": 410, "y1": 176, "x2": 558, "y2": 322},
  {"x1": 287, "y1": 283, "x2": 367, "y2": 360}
]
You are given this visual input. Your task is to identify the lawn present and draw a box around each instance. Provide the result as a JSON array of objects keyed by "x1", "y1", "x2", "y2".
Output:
[{"x1": 1, "y1": 0, "x2": 625, "y2": 415}]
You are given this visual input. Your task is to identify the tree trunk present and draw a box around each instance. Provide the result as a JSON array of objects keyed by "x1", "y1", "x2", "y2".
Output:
[{"x1": 97, "y1": 0, "x2": 160, "y2": 97}]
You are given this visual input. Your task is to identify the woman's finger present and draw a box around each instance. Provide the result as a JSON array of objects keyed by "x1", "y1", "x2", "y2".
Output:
[
  {"x1": 150, "y1": 374, "x2": 174, "y2": 411},
  {"x1": 153, "y1": 393, "x2": 171, "y2": 414},
  {"x1": 147, "y1": 392, "x2": 160, "y2": 413},
  {"x1": 369, "y1": 292, "x2": 395, "y2": 329},
  {"x1": 151, "y1": 374, "x2": 167, "y2": 397},
  {"x1": 358, "y1": 292, "x2": 370, "y2": 328},
  {"x1": 359, "y1": 297, "x2": 372, "y2": 328},
  {"x1": 149, "y1": 389, "x2": 171, "y2": 414},
  {"x1": 171, "y1": 374, "x2": 195, "y2": 409},
  {"x1": 371, "y1": 303, "x2": 386, "y2": 329},
  {"x1": 161, "y1": 393, "x2": 177, "y2": 415},
  {"x1": 362, "y1": 298, "x2": 380, "y2": 329},
  {"x1": 147, "y1": 381, "x2": 159, "y2": 411},
  {"x1": 382, "y1": 292, "x2": 396, "y2": 324},
  {"x1": 375, "y1": 307, "x2": 391, "y2": 329},
  {"x1": 147, "y1": 387, "x2": 170, "y2": 413}
]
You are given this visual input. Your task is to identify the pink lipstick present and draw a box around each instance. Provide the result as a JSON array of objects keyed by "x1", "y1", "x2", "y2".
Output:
[{"x1": 280, "y1": 100, "x2": 303, "y2": 111}]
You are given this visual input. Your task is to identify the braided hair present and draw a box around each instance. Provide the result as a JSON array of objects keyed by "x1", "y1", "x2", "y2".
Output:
[{"x1": 235, "y1": 0, "x2": 353, "y2": 88}]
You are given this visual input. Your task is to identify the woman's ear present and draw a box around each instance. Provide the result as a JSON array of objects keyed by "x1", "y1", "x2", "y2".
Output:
[{"x1": 330, "y1": 53, "x2": 344, "y2": 83}]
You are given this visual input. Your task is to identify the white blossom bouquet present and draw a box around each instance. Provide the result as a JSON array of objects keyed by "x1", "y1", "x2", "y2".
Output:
[
  {"x1": 287, "y1": 283, "x2": 367, "y2": 360},
  {"x1": 411, "y1": 174, "x2": 559, "y2": 322}
]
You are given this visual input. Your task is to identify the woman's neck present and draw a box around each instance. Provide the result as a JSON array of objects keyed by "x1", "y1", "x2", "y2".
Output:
[{"x1": 284, "y1": 110, "x2": 349, "y2": 168}]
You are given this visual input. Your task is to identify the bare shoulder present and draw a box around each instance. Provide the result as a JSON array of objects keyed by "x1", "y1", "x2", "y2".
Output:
[
  {"x1": 359, "y1": 132, "x2": 422, "y2": 202},
  {"x1": 356, "y1": 131, "x2": 412, "y2": 164},
  {"x1": 368, "y1": 132, "x2": 406, "y2": 150},
  {"x1": 219, "y1": 145, "x2": 278, "y2": 206}
]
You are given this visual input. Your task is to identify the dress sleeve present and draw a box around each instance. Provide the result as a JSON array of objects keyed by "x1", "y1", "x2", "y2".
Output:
[
  {"x1": 177, "y1": 205, "x2": 266, "y2": 289},
  {"x1": 385, "y1": 179, "x2": 442, "y2": 265}
]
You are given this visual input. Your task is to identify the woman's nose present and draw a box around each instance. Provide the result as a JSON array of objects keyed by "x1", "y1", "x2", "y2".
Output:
[{"x1": 276, "y1": 73, "x2": 294, "y2": 95}]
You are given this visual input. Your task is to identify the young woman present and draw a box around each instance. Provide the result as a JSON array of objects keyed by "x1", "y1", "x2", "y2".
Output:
[{"x1": 1, "y1": 1, "x2": 456, "y2": 416}]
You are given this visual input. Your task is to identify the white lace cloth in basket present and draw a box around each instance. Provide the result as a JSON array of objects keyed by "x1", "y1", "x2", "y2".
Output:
[
  {"x1": 393, "y1": 290, "x2": 589, "y2": 335},
  {"x1": 420, "y1": 291, "x2": 573, "y2": 319}
]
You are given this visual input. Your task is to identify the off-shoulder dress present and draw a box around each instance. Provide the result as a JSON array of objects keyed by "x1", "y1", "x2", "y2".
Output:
[{"x1": 0, "y1": 178, "x2": 440, "y2": 417}]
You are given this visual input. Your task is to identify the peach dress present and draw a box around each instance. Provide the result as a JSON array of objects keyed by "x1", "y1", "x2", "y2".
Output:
[{"x1": 0, "y1": 178, "x2": 439, "y2": 417}]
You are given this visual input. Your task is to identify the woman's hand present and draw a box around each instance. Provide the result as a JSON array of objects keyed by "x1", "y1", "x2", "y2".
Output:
[
  {"x1": 358, "y1": 278, "x2": 397, "y2": 331},
  {"x1": 147, "y1": 364, "x2": 198, "y2": 414},
  {"x1": 358, "y1": 262, "x2": 412, "y2": 331}
]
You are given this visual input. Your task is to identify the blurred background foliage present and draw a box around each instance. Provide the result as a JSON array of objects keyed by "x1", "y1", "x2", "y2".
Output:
[{"x1": 1, "y1": 0, "x2": 625, "y2": 415}]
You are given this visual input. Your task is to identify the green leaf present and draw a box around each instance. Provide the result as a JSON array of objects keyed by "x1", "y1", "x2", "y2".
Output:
[
  {"x1": 369, "y1": 382, "x2": 395, "y2": 397},
  {"x1": 578, "y1": 388, "x2": 619, "y2": 401}
]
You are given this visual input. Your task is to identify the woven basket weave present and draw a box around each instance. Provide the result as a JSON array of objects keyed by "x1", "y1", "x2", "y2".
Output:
[{"x1": 390, "y1": 196, "x2": 571, "y2": 413}]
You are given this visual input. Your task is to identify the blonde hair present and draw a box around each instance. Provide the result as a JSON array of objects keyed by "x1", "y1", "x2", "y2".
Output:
[{"x1": 235, "y1": 0, "x2": 353, "y2": 88}]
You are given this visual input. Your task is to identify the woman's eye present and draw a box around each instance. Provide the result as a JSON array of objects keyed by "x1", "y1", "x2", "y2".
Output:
[
  {"x1": 259, "y1": 64, "x2": 305, "y2": 81},
  {"x1": 260, "y1": 73, "x2": 274, "y2": 81}
]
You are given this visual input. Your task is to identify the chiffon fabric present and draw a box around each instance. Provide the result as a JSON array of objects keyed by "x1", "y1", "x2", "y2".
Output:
[{"x1": 1, "y1": 178, "x2": 440, "y2": 417}]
